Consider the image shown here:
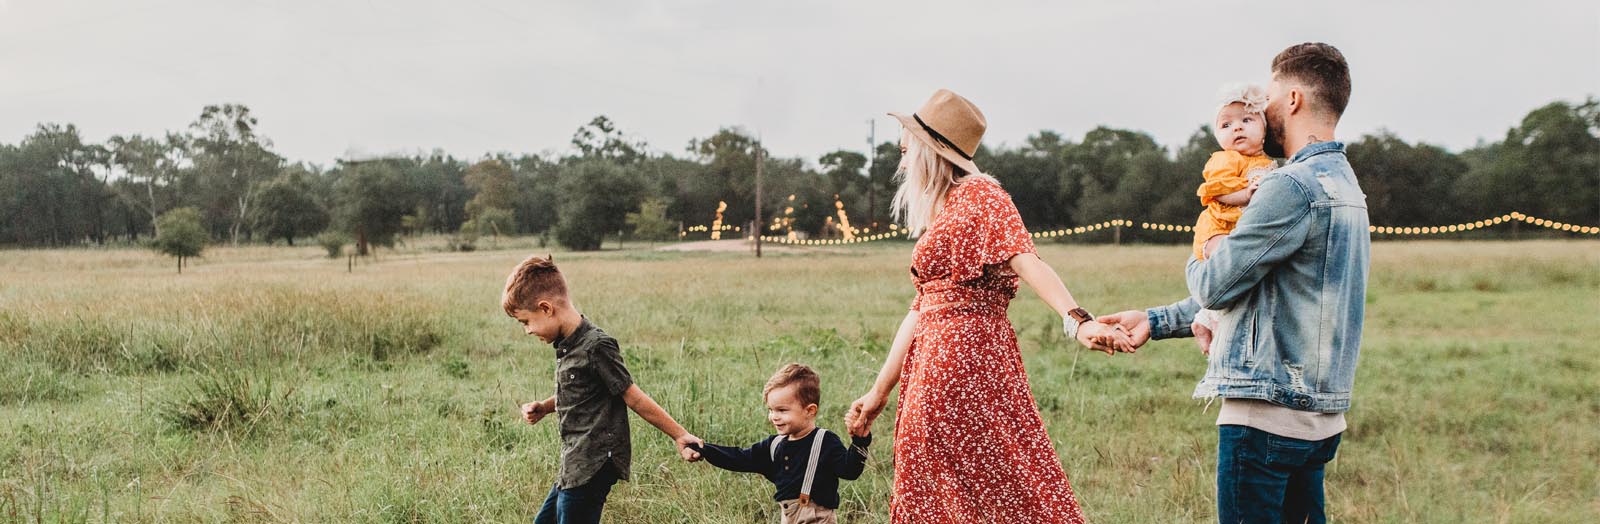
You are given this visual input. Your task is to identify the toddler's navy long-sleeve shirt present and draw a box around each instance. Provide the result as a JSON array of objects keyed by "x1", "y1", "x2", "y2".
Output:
[{"x1": 693, "y1": 429, "x2": 871, "y2": 510}]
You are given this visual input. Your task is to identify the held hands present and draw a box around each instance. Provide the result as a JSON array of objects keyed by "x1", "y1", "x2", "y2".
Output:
[
  {"x1": 844, "y1": 391, "x2": 886, "y2": 438},
  {"x1": 1074, "y1": 319, "x2": 1135, "y2": 356},
  {"x1": 675, "y1": 433, "x2": 704, "y2": 462},
  {"x1": 520, "y1": 400, "x2": 552, "y2": 425},
  {"x1": 1090, "y1": 311, "x2": 1153, "y2": 354}
]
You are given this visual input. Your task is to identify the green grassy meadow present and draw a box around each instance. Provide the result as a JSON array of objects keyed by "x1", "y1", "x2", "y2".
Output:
[{"x1": 1, "y1": 239, "x2": 1597, "y2": 523}]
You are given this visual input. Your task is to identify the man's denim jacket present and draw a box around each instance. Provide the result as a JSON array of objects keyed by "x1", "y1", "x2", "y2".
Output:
[{"x1": 1147, "y1": 141, "x2": 1370, "y2": 413}]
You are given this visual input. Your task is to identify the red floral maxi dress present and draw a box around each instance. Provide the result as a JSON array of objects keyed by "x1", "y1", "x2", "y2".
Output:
[{"x1": 893, "y1": 178, "x2": 1086, "y2": 523}]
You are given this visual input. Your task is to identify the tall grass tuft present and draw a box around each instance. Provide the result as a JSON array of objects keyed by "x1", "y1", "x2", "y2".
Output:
[{"x1": 158, "y1": 371, "x2": 295, "y2": 437}]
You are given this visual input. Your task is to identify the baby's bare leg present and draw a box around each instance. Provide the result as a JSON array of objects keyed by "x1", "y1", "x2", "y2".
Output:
[{"x1": 1203, "y1": 234, "x2": 1228, "y2": 258}]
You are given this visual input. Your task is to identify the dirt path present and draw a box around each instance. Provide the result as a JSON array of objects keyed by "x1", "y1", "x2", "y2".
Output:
[{"x1": 654, "y1": 239, "x2": 825, "y2": 254}]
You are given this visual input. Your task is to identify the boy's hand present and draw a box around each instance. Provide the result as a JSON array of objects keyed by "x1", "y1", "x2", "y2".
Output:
[
  {"x1": 675, "y1": 433, "x2": 704, "y2": 462},
  {"x1": 521, "y1": 400, "x2": 551, "y2": 425}
]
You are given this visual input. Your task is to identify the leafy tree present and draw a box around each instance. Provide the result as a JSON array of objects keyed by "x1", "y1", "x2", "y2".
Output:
[
  {"x1": 250, "y1": 169, "x2": 329, "y2": 245},
  {"x1": 108, "y1": 133, "x2": 188, "y2": 237},
  {"x1": 404, "y1": 152, "x2": 470, "y2": 234},
  {"x1": 473, "y1": 206, "x2": 516, "y2": 238},
  {"x1": 0, "y1": 124, "x2": 110, "y2": 245},
  {"x1": 315, "y1": 231, "x2": 349, "y2": 258},
  {"x1": 331, "y1": 160, "x2": 413, "y2": 255},
  {"x1": 687, "y1": 128, "x2": 762, "y2": 226},
  {"x1": 463, "y1": 159, "x2": 518, "y2": 218},
  {"x1": 625, "y1": 198, "x2": 676, "y2": 245},
  {"x1": 1064, "y1": 127, "x2": 1166, "y2": 227},
  {"x1": 187, "y1": 104, "x2": 282, "y2": 244},
  {"x1": 152, "y1": 207, "x2": 207, "y2": 273},
  {"x1": 1456, "y1": 99, "x2": 1599, "y2": 224},
  {"x1": 819, "y1": 150, "x2": 867, "y2": 195},
  {"x1": 509, "y1": 155, "x2": 562, "y2": 236},
  {"x1": 987, "y1": 131, "x2": 1069, "y2": 229},
  {"x1": 554, "y1": 161, "x2": 645, "y2": 250},
  {"x1": 1347, "y1": 131, "x2": 1468, "y2": 226},
  {"x1": 571, "y1": 116, "x2": 646, "y2": 164}
]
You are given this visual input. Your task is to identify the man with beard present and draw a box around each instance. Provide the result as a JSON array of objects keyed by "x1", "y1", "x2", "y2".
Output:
[{"x1": 1095, "y1": 42, "x2": 1370, "y2": 524}]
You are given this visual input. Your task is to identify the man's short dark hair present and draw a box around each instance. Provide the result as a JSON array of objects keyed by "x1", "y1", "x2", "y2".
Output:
[{"x1": 1271, "y1": 43, "x2": 1351, "y2": 118}]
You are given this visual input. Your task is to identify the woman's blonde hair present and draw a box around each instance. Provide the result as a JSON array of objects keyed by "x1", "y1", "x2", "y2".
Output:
[{"x1": 891, "y1": 137, "x2": 996, "y2": 237}]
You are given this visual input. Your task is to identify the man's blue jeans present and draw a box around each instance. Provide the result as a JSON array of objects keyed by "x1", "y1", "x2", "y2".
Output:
[
  {"x1": 1218, "y1": 425, "x2": 1342, "y2": 524},
  {"x1": 534, "y1": 464, "x2": 619, "y2": 524}
]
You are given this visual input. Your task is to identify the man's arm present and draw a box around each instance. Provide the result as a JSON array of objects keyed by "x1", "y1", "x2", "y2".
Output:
[
  {"x1": 1187, "y1": 175, "x2": 1313, "y2": 310},
  {"x1": 1147, "y1": 296, "x2": 1201, "y2": 340}
]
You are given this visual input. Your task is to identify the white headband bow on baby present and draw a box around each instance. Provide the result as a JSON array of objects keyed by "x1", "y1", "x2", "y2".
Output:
[{"x1": 1216, "y1": 83, "x2": 1269, "y2": 114}]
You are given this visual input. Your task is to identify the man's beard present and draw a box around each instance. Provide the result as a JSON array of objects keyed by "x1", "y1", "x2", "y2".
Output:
[{"x1": 1263, "y1": 111, "x2": 1287, "y2": 158}]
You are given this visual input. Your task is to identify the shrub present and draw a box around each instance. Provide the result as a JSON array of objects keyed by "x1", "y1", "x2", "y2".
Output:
[{"x1": 159, "y1": 372, "x2": 295, "y2": 437}]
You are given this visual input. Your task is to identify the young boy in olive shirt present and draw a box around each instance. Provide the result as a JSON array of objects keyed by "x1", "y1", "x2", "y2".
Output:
[{"x1": 506, "y1": 254, "x2": 703, "y2": 524}]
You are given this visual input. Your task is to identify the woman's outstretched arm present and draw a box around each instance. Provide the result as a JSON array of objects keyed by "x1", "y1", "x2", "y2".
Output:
[{"x1": 1010, "y1": 253, "x2": 1134, "y2": 354}]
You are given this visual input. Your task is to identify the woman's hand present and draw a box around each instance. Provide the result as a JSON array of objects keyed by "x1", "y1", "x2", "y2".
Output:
[{"x1": 845, "y1": 391, "x2": 887, "y2": 437}]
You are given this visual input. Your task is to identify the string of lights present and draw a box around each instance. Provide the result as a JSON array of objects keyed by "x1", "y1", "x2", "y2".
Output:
[{"x1": 679, "y1": 211, "x2": 1598, "y2": 244}]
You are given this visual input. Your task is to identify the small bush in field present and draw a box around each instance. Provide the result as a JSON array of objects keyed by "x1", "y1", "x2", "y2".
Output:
[
  {"x1": 316, "y1": 232, "x2": 350, "y2": 258},
  {"x1": 159, "y1": 372, "x2": 294, "y2": 436}
]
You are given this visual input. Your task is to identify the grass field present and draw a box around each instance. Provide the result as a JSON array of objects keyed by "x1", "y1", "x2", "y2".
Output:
[{"x1": 1, "y1": 238, "x2": 1597, "y2": 523}]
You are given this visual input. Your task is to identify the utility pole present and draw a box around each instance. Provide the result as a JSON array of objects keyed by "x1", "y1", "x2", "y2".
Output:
[
  {"x1": 866, "y1": 119, "x2": 876, "y2": 228},
  {"x1": 754, "y1": 138, "x2": 763, "y2": 258}
]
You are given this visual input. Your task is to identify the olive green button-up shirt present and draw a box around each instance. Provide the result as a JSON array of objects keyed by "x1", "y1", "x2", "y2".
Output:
[{"x1": 552, "y1": 318, "x2": 634, "y2": 489}]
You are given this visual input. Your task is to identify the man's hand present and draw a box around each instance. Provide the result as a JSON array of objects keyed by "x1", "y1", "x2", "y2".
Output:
[
  {"x1": 521, "y1": 400, "x2": 551, "y2": 426},
  {"x1": 675, "y1": 433, "x2": 704, "y2": 462},
  {"x1": 1192, "y1": 320, "x2": 1214, "y2": 356},
  {"x1": 1094, "y1": 310, "x2": 1152, "y2": 353},
  {"x1": 845, "y1": 391, "x2": 887, "y2": 437}
]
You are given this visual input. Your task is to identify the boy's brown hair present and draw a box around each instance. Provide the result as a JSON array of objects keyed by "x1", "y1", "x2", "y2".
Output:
[
  {"x1": 764, "y1": 363, "x2": 821, "y2": 408},
  {"x1": 1271, "y1": 42, "x2": 1351, "y2": 118},
  {"x1": 502, "y1": 254, "x2": 569, "y2": 316}
]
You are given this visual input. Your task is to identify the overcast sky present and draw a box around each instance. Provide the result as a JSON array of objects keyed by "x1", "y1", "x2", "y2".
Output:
[{"x1": 2, "y1": 1, "x2": 1596, "y2": 166}]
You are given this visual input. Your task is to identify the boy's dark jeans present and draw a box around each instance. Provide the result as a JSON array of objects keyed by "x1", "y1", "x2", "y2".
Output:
[
  {"x1": 1217, "y1": 425, "x2": 1342, "y2": 524},
  {"x1": 534, "y1": 464, "x2": 619, "y2": 524}
]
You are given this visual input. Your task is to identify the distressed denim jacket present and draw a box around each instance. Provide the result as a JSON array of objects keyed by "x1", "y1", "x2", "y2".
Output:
[{"x1": 1147, "y1": 141, "x2": 1370, "y2": 413}]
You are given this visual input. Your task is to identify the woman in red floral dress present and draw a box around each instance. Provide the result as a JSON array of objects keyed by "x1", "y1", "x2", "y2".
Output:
[{"x1": 845, "y1": 90, "x2": 1133, "y2": 523}]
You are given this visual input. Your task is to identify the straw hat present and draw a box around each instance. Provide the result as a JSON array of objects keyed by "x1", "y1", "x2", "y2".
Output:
[{"x1": 890, "y1": 89, "x2": 985, "y2": 175}]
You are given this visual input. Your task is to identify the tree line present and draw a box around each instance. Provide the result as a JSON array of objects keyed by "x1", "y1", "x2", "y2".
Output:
[{"x1": 1, "y1": 99, "x2": 1595, "y2": 253}]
